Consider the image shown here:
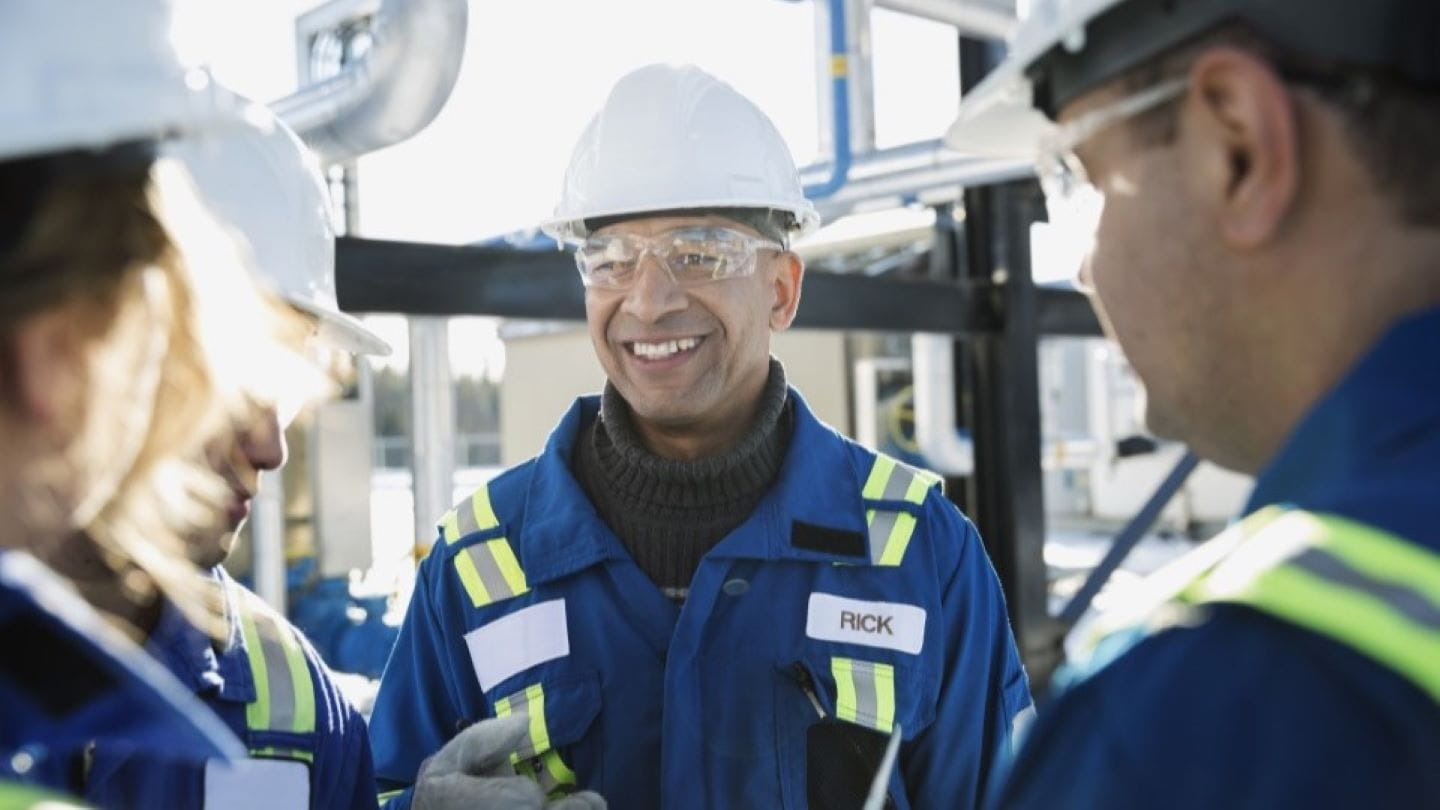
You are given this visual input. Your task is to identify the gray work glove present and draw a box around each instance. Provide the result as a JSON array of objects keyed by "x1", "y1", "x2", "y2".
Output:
[{"x1": 412, "y1": 713, "x2": 606, "y2": 810}]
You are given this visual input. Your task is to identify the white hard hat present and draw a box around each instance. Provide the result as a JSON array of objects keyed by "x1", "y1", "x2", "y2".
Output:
[
  {"x1": 541, "y1": 64, "x2": 819, "y2": 243},
  {"x1": 945, "y1": 0, "x2": 1440, "y2": 157},
  {"x1": 167, "y1": 101, "x2": 391, "y2": 356},
  {"x1": 0, "y1": 0, "x2": 243, "y2": 162}
]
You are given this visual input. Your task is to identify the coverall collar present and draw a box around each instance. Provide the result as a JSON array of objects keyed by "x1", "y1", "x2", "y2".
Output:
[
  {"x1": 519, "y1": 387, "x2": 873, "y2": 587},
  {"x1": 145, "y1": 566, "x2": 255, "y2": 704},
  {"x1": 1247, "y1": 305, "x2": 1440, "y2": 549}
]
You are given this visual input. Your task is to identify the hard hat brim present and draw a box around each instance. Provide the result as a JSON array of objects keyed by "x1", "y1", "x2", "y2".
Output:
[
  {"x1": 944, "y1": 62, "x2": 1055, "y2": 159},
  {"x1": 291, "y1": 299, "x2": 393, "y2": 357},
  {"x1": 541, "y1": 197, "x2": 821, "y2": 244}
]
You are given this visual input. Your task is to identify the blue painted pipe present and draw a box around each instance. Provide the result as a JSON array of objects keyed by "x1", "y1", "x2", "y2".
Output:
[
  {"x1": 1058, "y1": 450, "x2": 1202, "y2": 627},
  {"x1": 803, "y1": 0, "x2": 853, "y2": 199}
]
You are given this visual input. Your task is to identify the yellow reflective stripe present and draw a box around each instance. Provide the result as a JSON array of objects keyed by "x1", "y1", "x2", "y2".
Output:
[
  {"x1": 1194, "y1": 558, "x2": 1440, "y2": 703},
  {"x1": 489, "y1": 538, "x2": 529, "y2": 596},
  {"x1": 525, "y1": 683, "x2": 550, "y2": 755},
  {"x1": 538, "y1": 749, "x2": 577, "y2": 793},
  {"x1": 251, "y1": 746, "x2": 315, "y2": 764},
  {"x1": 471, "y1": 486, "x2": 500, "y2": 533},
  {"x1": 496, "y1": 683, "x2": 551, "y2": 761},
  {"x1": 874, "y1": 662, "x2": 896, "y2": 734},
  {"x1": 239, "y1": 598, "x2": 315, "y2": 735},
  {"x1": 378, "y1": 789, "x2": 405, "y2": 804},
  {"x1": 830, "y1": 54, "x2": 848, "y2": 78},
  {"x1": 878, "y1": 512, "x2": 919, "y2": 567},
  {"x1": 862, "y1": 455, "x2": 898, "y2": 500},
  {"x1": 1308, "y1": 513, "x2": 1440, "y2": 601},
  {"x1": 1180, "y1": 507, "x2": 1440, "y2": 704},
  {"x1": 454, "y1": 550, "x2": 493, "y2": 607},
  {"x1": 440, "y1": 509, "x2": 462, "y2": 544},
  {"x1": 902, "y1": 469, "x2": 937, "y2": 505},
  {"x1": 832, "y1": 657, "x2": 858, "y2": 725},
  {"x1": 279, "y1": 628, "x2": 316, "y2": 734},
  {"x1": 453, "y1": 538, "x2": 528, "y2": 608},
  {"x1": 240, "y1": 608, "x2": 271, "y2": 733},
  {"x1": 830, "y1": 657, "x2": 896, "y2": 732}
]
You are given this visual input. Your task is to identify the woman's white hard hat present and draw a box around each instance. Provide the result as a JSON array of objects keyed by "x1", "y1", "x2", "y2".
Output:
[
  {"x1": 167, "y1": 99, "x2": 391, "y2": 356},
  {"x1": 0, "y1": 0, "x2": 244, "y2": 162}
]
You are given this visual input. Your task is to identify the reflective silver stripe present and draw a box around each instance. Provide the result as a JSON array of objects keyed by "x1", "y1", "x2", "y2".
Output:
[
  {"x1": 253, "y1": 610, "x2": 297, "y2": 730},
  {"x1": 1290, "y1": 548, "x2": 1440, "y2": 631},
  {"x1": 880, "y1": 464, "x2": 915, "y2": 501},
  {"x1": 465, "y1": 543, "x2": 517, "y2": 603},
  {"x1": 850, "y1": 659, "x2": 880, "y2": 728},
  {"x1": 867, "y1": 510, "x2": 901, "y2": 564},
  {"x1": 503, "y1": 688, "x2": 539, "y2": 759},
  {"x1": 457, "y1": 497, "x2": 481, "y2": 537}
]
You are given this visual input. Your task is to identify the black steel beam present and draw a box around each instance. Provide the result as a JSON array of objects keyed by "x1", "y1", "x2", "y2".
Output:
[
  {"x1": 335, "y1": 236, "x2": 1100, "y2": 336},
  {"x1": 960, "y1": 180, "x2": 1067, "y2": 692}
]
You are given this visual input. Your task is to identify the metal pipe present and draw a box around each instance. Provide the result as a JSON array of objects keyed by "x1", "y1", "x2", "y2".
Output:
[
  {"x1": 873, "y1": 0, "x2": 1017, "y2": 39},
  {"x1": 251, "y1": 472, "x2": 287, "y2": 613},
  {"x1": 804, "y1": 0, "x2": 854, "y2": 198},
  {"x1": 911, "y1": 333, "x2": 976, "y2": 476},
  {"x1": 1057, "y1": 450, "x2": 1201, "y2": 626},
  {"x1": 810, "y1": 155, "x2": 1033, "y2": 220},
  {"x1": 274, "y1": 0, "x2": 467, "y2": 165},
  {"x1": 409, "y1": 318, "x2": 455, "y2": 557}
]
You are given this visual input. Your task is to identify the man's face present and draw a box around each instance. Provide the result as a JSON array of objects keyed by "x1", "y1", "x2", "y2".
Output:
[
  {"x1": 193, "y1": 402, "x2": 286, "y2": 568},
  {"x1": 1067, "y1": 87, "x2": 1240, "y2": 453},
  {"x1": 583, "y1": 214, "x2": 788, "y2": 432}
]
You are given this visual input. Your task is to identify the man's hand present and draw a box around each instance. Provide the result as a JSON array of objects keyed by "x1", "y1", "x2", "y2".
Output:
[{"x1": 412, "y1": 714, "x2": 606, "y2": 810}]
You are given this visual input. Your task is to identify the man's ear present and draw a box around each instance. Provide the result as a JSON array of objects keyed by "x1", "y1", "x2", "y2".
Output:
[
  {"x1": 4, "y1": 308, "x2": 86, "y2": 432},
  {"x1": 1181, "y1": 46, "x2": 1300, "y2": 249},
  {"x1": 769, "y1": 252, "x2": 804, "y2": 331}
]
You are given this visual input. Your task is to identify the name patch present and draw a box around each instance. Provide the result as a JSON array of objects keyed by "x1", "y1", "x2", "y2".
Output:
[
  {"x1": 205, "y1": 758, "x2": 309, "y2": 810},
  {"x1": 465, "y1": 599, "x2": 569, "y2": 691},
  {"x1": 805, "y1": 592, "x2": 926, "y2": 655}
]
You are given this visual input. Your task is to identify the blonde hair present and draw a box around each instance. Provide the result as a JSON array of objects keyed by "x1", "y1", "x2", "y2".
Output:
[{"x1": 2, "y1": 149, "x2": 325, "y2": 635}]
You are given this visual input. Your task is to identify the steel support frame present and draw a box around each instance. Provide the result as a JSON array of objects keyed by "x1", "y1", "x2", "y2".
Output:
[{"x1": 334, "y1": 237, "x2": 1099, "y2": 337}]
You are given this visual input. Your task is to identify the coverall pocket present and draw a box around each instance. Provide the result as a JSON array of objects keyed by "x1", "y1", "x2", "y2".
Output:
[
  {"x1": 486, "y1": 671, "x2": 602, "y2": 798},
  {"x1": 775, "y1": 655, "x2": 937, "y2": 810}
]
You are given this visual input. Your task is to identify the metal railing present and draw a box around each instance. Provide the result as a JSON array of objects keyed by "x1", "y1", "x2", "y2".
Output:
[{"x1": 373, "y1": 433, "x2": 500, "y2": 469}]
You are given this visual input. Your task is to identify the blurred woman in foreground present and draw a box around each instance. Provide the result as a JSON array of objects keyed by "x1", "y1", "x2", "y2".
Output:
[{"x1": 0, "y1": 0, "x2": 325, "y2": 801}]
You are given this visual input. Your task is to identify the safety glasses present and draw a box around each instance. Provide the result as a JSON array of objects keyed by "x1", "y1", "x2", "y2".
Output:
[
  {"x1": 574, "y1": 226, "x2": 784, "y2": 290},
  {"x1": 1034, "y1": 78, "x2": 1188, "y2": 285}
]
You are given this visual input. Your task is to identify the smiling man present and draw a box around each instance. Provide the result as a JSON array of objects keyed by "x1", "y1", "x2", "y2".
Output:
[{"x1": 368, "y1": 64, "x2": 1032, "y2": 810}]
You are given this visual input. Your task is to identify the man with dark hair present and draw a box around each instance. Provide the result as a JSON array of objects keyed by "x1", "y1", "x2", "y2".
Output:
[
  {"x1": 369, "y1": 63, "x2": 1033, "y2": 810},
  {"x1": 946, "y1": 1, "x2": 1440, "y2": 807}
]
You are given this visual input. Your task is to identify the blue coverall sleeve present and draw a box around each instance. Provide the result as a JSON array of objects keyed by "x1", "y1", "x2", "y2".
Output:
[
  {"x1": 370, "y1": 540, "x2": 470, "y2": 810},
  {"x1": 902, "y1": 497, "x2": 1032, "y2": 810}
]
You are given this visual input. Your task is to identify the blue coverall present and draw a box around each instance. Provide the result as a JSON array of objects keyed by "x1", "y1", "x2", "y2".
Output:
[
  {"x1": 71, "y1": 566, "x2": 378, "y2": 809},
  {"x1": 0, "y1": 550, "x2": 243, "y2": 796},
  {"x1": 992, "y1": 307, "x2": 1440, "y2": 808},
  {"x1": 372, "y1": 389, "x2": 1032, "y2": 809}
]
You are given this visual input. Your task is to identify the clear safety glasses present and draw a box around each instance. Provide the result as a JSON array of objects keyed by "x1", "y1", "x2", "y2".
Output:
[
  {"x1": 574, "y1": 226, "x2": 784, "y2": 290},
  {"x1": 1034, "y1": 78, "x2": 1188, "y2": 284}
]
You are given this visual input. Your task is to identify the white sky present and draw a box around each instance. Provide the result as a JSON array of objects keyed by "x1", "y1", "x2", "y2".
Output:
[{"x1": 188, "y1": 0, "x2": 966, "y2": 374}]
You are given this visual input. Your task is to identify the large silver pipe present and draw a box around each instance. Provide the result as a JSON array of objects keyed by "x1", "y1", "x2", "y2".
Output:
[
  {"x1": 274, "y1": 0, "x2": 467, "y2": 165},
  {"x1": 810, "y1": 153, "x2": 1033, "y2": 220},
  {"x1": 873, "y1": 0, "x2": 1016, "y2": 39}
]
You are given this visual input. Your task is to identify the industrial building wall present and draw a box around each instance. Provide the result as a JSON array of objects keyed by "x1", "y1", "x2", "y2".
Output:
[{"x1": 500, "y1": 327, "x2": 850, "y2": 466}]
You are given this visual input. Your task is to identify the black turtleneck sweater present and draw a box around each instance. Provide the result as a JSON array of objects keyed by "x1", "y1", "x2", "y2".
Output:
[{"x1": 572, "y1": 359, "x2": 793, "y2": 602}]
